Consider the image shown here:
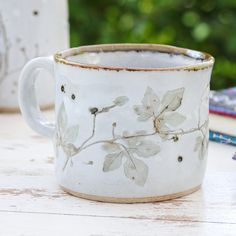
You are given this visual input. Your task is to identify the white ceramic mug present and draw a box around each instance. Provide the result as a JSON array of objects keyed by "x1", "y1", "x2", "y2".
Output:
[
  {"x1": 19, "y1": 44, "x2": 214, "y2": 203},
  {"x1": 0, "y1": 0, "x2": 69, "y2": 112}
]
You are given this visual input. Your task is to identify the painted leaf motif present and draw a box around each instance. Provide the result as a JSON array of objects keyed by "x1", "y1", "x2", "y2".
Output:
[
  {"x1": 133, "y1": 87, "x2": 160, "y2": 121},
  {"x1": 201, "y1": 135, "x2": 208, "y2": 160},
  {"x1": 159, "y1": 133, "x2": 169, "y2": 141},
  {"x1": 102, "y1": 143, "x2": 121, "y2": 153},
  {"x1": 201, "y1": 119, "x2": 209, "y2": 134},
  {"x1": 194, "y1": 136, "x2": 208, "y2": 160},
  {"x1": 199, "y1": 145, "x2": 205, "y2": 160},
  {"x1": 123, "y1": 157, "x2": 148, "y2": 186},
  {"x1": 103, "y1": 153, "x2": 123, "y2": 172},
  {"x1": 134, "y1": 140, "x2": 160, "y2": 158},
  {"x1": 57, "y1": 102, "x2": 67, "y2": 133},
  {"x1": 133, "y1": 105, "x2": 153, "y2": 121},
  {"x1": 162, "y1": 112, "x2": 186, "y2": 127},
  {"x1": 194, "y1": 136, "x2": 202, "y2": 152},
  {"x1": 113, "y1": 96, "x2": 129, "y2": 106},
  {"x1": 142, "y1": 87, "x2": 160, "y2": 115},
  {"x1": 64, "y1": 124, "x2": 79, "y2": 143},
  {"x1": 62, "y1": 143, "x2": 78, "y2": 157},
  {"x1": 155, "y1": 118, "x2": 169, "y2": 133},
  {"x1": 161, "y1": 87, "x2": 184, "y2": 111},
  {"x1": 123, "y1": 130, "x2": 147, "y2": 147}
]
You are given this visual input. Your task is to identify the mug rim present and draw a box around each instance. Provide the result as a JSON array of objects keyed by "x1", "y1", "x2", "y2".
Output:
[{"x1": 54, "y1": 43, "x2": 215, "y2": 72}]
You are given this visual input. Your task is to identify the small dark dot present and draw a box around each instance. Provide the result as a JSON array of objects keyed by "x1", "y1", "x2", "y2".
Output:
[
  {"x1": 132, "y1": 176, "x2": 135, "y2": 180},
  {"x1": 89, "y1": 107, "x2": 98, "y2": 115},
  {"x1": 173, "y1": 136, "x2": 179, "y2": 142},
  {"x1": 71, "y1": 94, "x2": 76, "y2": 100},
  {"x1": 33, "y1": 10, "x2": 39, "y2": 16},
  {"x1": 61, "y1": 85, "x2": 65, "y2": 93},
  {"x1": 178, "y1": 156, "x2": 183, "y2": 162}
]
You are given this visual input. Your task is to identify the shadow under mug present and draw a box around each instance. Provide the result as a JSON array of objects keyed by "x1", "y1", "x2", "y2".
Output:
[{"x1": 19, "y1": 44, "x2": 214, "y2": 203}]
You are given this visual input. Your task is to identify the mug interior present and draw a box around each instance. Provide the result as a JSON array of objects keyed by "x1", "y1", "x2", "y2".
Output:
[{"x1": 55, "y1": 44, "x2": 214, "y2": 71}]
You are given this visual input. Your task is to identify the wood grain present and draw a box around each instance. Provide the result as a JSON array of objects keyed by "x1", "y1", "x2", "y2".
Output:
[
  {"x1": 0, "y1": 211, "x2": 236, "y2": 236},
  {"x1": 0, "y1": 111, "x2": 236, "y2": 235}
]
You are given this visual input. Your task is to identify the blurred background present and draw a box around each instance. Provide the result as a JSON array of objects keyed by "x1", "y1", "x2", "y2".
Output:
[{"x1": 69, "y1": 0, "x2": 236, "y2": 90}]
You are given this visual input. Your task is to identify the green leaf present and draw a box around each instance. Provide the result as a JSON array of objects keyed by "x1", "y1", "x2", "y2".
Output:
[
  {"x1": 103, "y1": 153, "x2": 123, "y2": 172},
  {"x1": 123, "y1": 157, "x2": 148, "y2": 186},
  {"x1": 192, "y1": 23, "x2": 211, "y2": 42},
  {"x1": 161, "y1": 87, "x2": 185, "y2": 112}
]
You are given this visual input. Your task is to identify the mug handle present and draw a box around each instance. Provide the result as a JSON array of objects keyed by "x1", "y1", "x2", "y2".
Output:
[{"x1": 18, "y1": 56, "x2": 55, "y2": 138}]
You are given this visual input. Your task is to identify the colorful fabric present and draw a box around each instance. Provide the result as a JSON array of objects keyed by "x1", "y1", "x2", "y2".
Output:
[{"x1": 209, "y1": 87, "x2": 236, "y2": 118}]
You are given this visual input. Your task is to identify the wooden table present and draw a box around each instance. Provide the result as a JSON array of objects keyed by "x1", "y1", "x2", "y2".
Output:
[{"x1": 0, "y1": 111, "x2": 236, "y2": 236}]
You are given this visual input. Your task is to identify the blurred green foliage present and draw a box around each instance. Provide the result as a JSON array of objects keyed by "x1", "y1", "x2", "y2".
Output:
[{"x1": 69, "y1": 0, "x2": 236, "y2": 90}]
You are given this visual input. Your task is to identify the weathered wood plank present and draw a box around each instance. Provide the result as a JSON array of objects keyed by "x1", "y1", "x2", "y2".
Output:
[
  {"x1": 0, "y1": 172, "x2": 235, "y2": 224},
  {"x1": 0, "y1": 211, "x2": 235, "y2": 236}
]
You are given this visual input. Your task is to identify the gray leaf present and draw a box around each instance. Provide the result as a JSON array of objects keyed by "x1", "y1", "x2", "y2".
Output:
[
  {"x1": 135, "y1": 130, "x2": 147, "y2": 135},
  {"x1": 199, "y1": 136, "x2": 208, "y2": 160},
  {"x1": 194, "y1": 136, "x2": 202, "y2": 152},
  {"x1": 113, "y1": 96, "x2": 129, "y2": 106},
  {"x1": 161, "y1": 87, "x2": 185, "y2": 112},
  {"x1": 102, "y1": 143, "x2": 121, "y2": 153},
  {"x1": 123, "y1": 157, "x2": 148, "y2": 186},
  {"x1": 103, "y1": 153, "x2": 123, "y2": 172},
  {"x1": 123, "y1": 130, "x2": 147, "y2": 147},
  {"x1": 155, "y1": 118, "x2": 169, "y2": 133},
  {"x1": 133, "y1": 105, "x2": 153, "y2": 121},
  {"x1": 135, "y1": 140, "x2": 160, "y2": 158},
  {"x1": 64, "y1": 124, "x2": 79, "y2": 143},
  {"x1": 159, "y1": 133, "x2": 169, "y2": 141},
  {"x1": 57, "y1": 102, "x2": 67, "y2": 132},
  {"x1": 142, "y1": 87, "x2": 160, "y2": 115},
  {"x1": 201, "y1": 119, "x2": 209, "y2": 133},
  {"x1": 162, "y1": 112, "x2": 186, "y2": 127},
  {"x1": 62, "y1": 143, "x2": 78, "y2": 157}
]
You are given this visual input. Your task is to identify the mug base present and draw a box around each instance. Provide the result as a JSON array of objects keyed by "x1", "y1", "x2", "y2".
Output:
[
  {"x1": 0, "y1": 104, "x2": 54, "y2": 113},
  {"x1": 60, "y1": 185, "x2": 201, "y2": 203}
]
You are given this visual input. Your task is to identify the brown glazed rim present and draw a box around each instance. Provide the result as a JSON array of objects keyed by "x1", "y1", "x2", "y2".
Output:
[{"x1": 54, "y1": 43, "x2": 214, "y2": 72}]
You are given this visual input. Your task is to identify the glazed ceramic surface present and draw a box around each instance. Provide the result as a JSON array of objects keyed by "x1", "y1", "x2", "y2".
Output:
[
  {"x1": 19, "y1": 44, "x2": 214, "y2": 202},
  {"x1": 0, "y1": 0, "x2": 69, "y2": 111}
]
